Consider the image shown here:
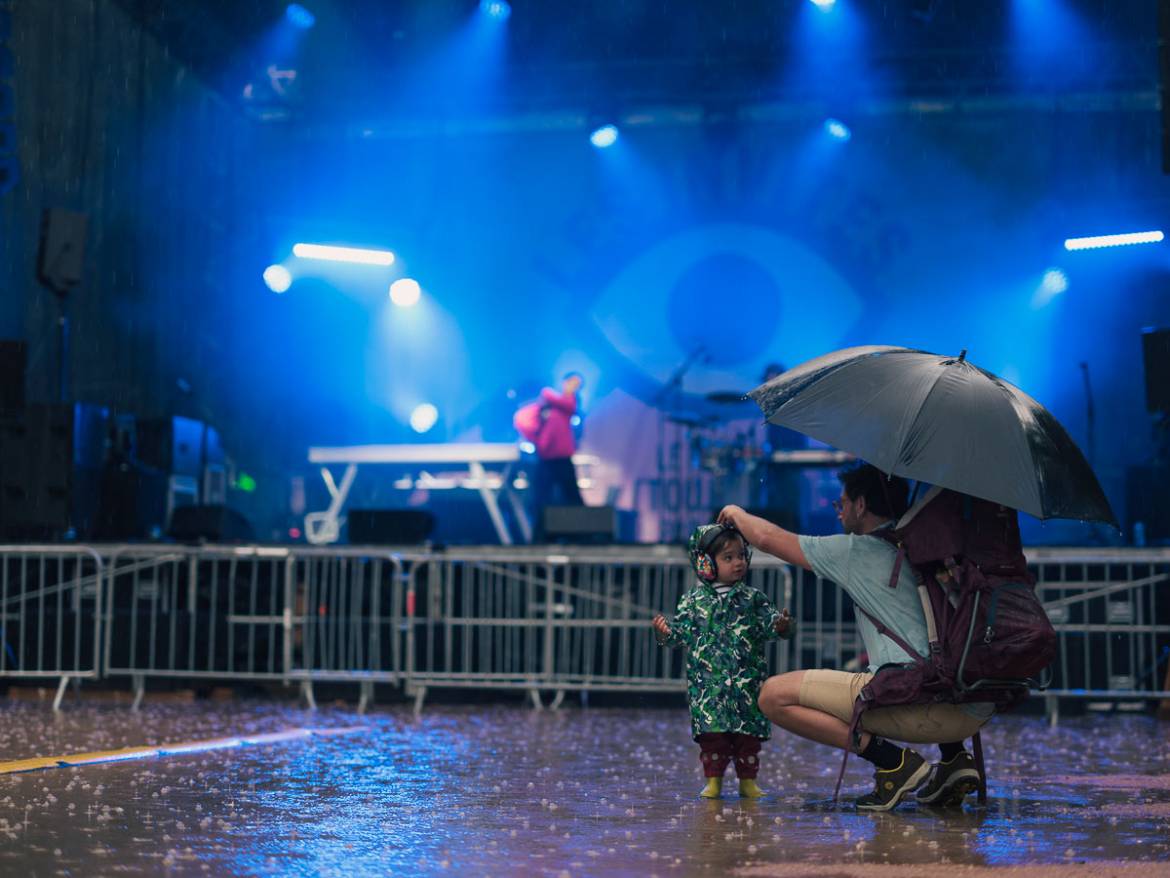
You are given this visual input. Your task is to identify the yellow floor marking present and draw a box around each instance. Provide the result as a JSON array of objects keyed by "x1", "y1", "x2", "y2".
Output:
[{"x1": 0, "y1": 726, "x2": 366, "y2": 775}]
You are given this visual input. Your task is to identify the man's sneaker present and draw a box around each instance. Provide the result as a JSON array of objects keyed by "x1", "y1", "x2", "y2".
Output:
[
  {"x1": 855, "y1": 748, "x2": 930, "y2": 812},
  {"x1": 915, "y1": 752, "x2": 980, "y2": 806}
]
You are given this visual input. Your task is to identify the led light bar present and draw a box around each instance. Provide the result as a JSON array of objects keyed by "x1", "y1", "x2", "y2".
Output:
[
  {"x1": 292, "y1": 243, "x2": 396, "y2": 266},
  {"x1": 1063, "y1": 231, "x2": 1164, "y2": 251}
]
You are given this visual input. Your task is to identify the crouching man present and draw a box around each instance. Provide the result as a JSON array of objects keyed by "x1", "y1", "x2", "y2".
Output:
[{"x1": 718, "y1": 464, "x2": 991, "y2": 811}]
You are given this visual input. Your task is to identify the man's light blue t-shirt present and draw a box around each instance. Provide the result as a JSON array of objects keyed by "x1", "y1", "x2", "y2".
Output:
[{"x1": 798, "y1": 531, "x2": 927, "y2": 672}]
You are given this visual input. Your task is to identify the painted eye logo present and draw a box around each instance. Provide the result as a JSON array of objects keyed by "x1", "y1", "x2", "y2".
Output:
[{"x1": 591, "y1": 222, "x2": 861, "y2": 392}]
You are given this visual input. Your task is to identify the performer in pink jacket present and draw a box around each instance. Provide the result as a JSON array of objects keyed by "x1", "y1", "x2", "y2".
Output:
[{"x1": 531, "y1": 372, "x2": 585, "y2": 541}]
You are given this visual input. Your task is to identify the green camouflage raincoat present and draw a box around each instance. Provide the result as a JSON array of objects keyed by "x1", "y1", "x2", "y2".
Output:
[{"x1": 659, "y1": 526, "x2": 787, "y2": 740}]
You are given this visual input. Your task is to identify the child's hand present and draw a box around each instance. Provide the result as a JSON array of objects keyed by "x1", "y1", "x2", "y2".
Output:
[
  {"x1": 773, "y1": 608, "x2": 794, "y2": 636},
  {"x1": 652, "y1": 614, "x2": 671, "y2": 637}
]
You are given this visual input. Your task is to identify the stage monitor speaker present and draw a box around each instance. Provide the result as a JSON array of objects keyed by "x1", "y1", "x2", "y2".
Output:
[
  {"x1": 0, "y1": 340, "x2": 25, "y2": 413},
  {"x1": 136, "y1": 415, "x2": 221, "y2": 477},
  {"x1": 543, "y1": 505, "x2": 636, "y2": 544},
  {"x1": 1142, "y1": 327, "x2": 1170, "y2": 415},
  {"x1": 169, "y1": 504, "x2": 254, "y2": 543},
  {"x1": 36, "y1": 208, "x2": 88, "y2": 293},
  {"x1": 347, "y1": 509, "x2": 435, "y2": 545}
]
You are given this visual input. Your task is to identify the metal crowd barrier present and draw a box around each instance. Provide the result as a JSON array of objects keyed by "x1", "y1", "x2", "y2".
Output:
[
  {"x1": 400, "y1": 547, "x2": 793, "y2": 713},
  {"x1": 0, "y1": 546, "x2": 104, "y2": 710},
  {"x1": 100, "y1": 545, "x2": 405, "y2": 711},
  {"x1": 0, "y1": 543, "x2": 1166, "y2": 720},
  {"x1": 1028, "y1": 548, "x2": 1170, "y2": 723}
]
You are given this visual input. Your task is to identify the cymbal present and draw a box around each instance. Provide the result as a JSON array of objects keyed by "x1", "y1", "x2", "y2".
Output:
[{"x1": 705, "y1": 391, "x2": 751, "y2": 405}]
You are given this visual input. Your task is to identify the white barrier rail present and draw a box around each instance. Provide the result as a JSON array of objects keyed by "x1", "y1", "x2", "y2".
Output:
[
  {"x1": 0, "y1": 547, "x2": 104, "y2": 710},
  {"x1": 100, "y1": 545, "x2": 405, "y2": 711}
]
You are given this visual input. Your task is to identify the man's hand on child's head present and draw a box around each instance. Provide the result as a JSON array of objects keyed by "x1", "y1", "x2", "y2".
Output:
[
  {"x1": 717, "y1": 505, "x2": 745, "y2": 528},
  {"x1": 652, "y1": 614, "x2": 671, "y2": 637}
]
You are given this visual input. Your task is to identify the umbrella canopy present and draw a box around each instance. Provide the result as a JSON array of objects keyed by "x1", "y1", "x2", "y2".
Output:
[{"x1": 749, "y1": 345, "x2": 1116, "y2": 525}]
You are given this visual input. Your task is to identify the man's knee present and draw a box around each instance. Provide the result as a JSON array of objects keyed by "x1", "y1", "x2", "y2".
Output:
[{"x1": 758, "y1": 671, "x2": 803, "y2": 715}]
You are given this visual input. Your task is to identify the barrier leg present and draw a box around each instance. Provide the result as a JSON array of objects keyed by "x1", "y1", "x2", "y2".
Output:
[
  {"x1": 1046, "y1": 694, "x2": 1059, "y2": 728},
  {"x1": 528, "y1": 688, "x2": 544, "y2": 711},
  {"x1": 300, "y1": 680, "x2": 317, "y2": 711},
  {"x1": 412, "y1": 685, "x2": 427, "y2": 718},
  {"x1": 52, "y1": 676, "x2": 70, "y2": 713},
  {"x1": 549, "y1": 689, "x2": 565, "y2": 711},
  {"x1": 359, "y1": 681, "x2": 374, "y2": 715},
  {"x1": 580, "y1": 690, "x2": 589, "y2": 709},
  {"x1": 131, "y1": 675, "x2": 145, "y2": 712}
]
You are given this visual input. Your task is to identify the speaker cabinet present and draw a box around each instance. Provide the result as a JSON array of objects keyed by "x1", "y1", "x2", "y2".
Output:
[
  {"x1": 543, "y1": 505, "x2": 636, "y2": 544},
  {"x1": 169, "y1": 504, "x2": 254, "y2": 543},
  {"x1": 347, "y1": 509, "x2": 435, "y2": 545},
  {"x1": 0, "y1": 405, "x2": 72, "y2": 536},
  {"x1": 1142, "y1": 327, "x2": 1170, "y2": 415},
  {"x1": 0, "y1": 340, "x2": 25, "y2": 414}
]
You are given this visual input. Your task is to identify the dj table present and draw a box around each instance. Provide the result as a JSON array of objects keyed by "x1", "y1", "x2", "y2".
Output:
[{"x1": 303, "y1": 443, "x2": 597, "y2": 545}]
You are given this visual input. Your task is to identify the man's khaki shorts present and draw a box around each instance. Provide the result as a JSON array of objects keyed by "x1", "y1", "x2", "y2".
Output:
[{"x1": 798, "y1": 668, "x2": 988, "y2": 744}]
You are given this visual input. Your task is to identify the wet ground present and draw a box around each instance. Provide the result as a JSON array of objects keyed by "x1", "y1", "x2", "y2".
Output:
[{"x1": 0, "y1": 696, "x2": 1168, "y2": 876}]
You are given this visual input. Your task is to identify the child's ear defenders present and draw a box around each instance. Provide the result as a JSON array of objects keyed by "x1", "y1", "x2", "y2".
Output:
[{"x1": 696, "y1": 524, "x2": 752, "y2": 582}]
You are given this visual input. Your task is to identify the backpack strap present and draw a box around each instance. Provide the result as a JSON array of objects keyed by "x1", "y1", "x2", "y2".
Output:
[
  {"x1": 972, "y1": 730, "x2": 988, "y2": 804},
  {"x1": 856, "y1": 605, "x2": 925, "y2": 662},
  {"x1": 832, "y1": 697, "x2": 868, "y2": 806}
]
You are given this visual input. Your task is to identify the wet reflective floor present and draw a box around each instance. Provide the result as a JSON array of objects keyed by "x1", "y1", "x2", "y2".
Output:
[{"x1": 1, "y1": 698, "x2": 1168, "y2": 876}]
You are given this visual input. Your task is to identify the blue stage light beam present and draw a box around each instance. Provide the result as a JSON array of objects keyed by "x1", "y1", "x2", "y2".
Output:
[
  {"x1": 1063, "y1": 231, "x2": 1164, "y2": 251},
  {"x1": 809, "y1": 0, "x2": 836, "y2": 9},
  {"x1": 389, "y1": 278, "x2": 422, "y2": 307},
  {"x1": 1031, "y1": 268, "x2": 1069, "y2": 309},
  {"x1": 479, "y1": 0, "x2": 511, "y2": 21},
  {"x1": 292, "y1": 243, "x2": 396, "y2": 266},
  {"x1": 410, "y1": 403, "x2": 439, "y2": 433},
  {"x1": 824, "y1": 118, "x2": 851, "y2": 141},
  {"x1": 263, "y1": 264, "x2": 293, "y2": 293},
  {"x1": 1041, "y1": 268, "x2": 1069, "y2": 294},
  {"x1": 591, "y1": 125, "x2": 619, "y2": 149},
  {"x1": 285, "y1": 4, "x2": 315, "y2": 30}
]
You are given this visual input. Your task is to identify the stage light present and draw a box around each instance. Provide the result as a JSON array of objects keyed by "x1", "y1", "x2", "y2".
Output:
[
  {"x1": 389, "y1": 278, "x2": 422, "y2": 307},
  {"x1": 590, "y1": 124, "x2": 619, "y2": 149},
  {"x1": 1041, "y1": 268, "x2": 1068, "y2": 295},
  {"x1": 479, "y1": 0, "x2": 511, "y2": 20},
  {"x1": 410, "y1": 403, "x2": 439, "y2": 433},
  {"x1": 824, "y1": 118, "x2": 851, "y2": 140},
  {"x1": 810, "y1": 0, "x2": 836, "y2": 9},
  {"x1": 285, "y1": 4, "x2": 315, "y2": 29},
  {"x1": 1063, "y1": 231, "x2": 1164, "y2": 251},
  {"x1": 292, "y1": 243, "x2": 396, "y2": 265},
  {"x1": 263, "y1": 264, "x2": 292, "y2": 293},
  {"x1": 1031, "y1": 267, "x2": 1069, "y2": 310}
]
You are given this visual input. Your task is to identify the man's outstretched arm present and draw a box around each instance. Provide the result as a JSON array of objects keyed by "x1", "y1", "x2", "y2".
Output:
[{"x1": 717, "y1": 505, "x2": 812, "y2": 571}]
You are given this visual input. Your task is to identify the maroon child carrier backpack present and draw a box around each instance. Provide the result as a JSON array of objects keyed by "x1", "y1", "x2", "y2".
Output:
[{"x1": 834, "y1": 487, "x2": 1057, "y2": 804}]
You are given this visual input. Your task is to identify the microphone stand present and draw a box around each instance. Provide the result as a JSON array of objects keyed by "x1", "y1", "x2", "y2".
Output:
[{"x1": 653, "y1": 347, "x2": 708, "y2": 541}]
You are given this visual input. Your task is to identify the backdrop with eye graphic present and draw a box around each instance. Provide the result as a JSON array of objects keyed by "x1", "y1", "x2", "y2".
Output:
[{"x1": 237, "y1": 104, "x2": 1169, "y2": 544}]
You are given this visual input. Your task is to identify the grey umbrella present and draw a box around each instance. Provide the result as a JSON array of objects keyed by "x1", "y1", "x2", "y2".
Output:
[{"x1": 749, "y1": 345, "x2": 1116, "y2": 525}]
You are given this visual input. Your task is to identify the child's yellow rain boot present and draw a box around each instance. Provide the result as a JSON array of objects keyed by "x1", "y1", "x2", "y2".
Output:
[
  {"x1": 700, "y1": 777, "x2": 723, "y2": 798},
  {"x1": 738, "y1": 778, "x2": 765, "y2": 798}
]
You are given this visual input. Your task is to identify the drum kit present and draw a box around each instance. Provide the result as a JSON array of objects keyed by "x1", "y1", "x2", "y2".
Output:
[{"x1": 665, "y1": 391, "x2": 761, "y2": 479}]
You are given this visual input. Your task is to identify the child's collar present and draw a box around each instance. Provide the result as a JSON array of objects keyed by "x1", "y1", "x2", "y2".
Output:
[{"x1": 701, "y1": 578, "x2": 745, "y2": 593}]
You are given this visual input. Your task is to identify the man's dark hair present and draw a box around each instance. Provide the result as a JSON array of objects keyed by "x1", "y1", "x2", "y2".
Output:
[{"x1": 838, "y1": 463, "x2": 910, "y2": 520}]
